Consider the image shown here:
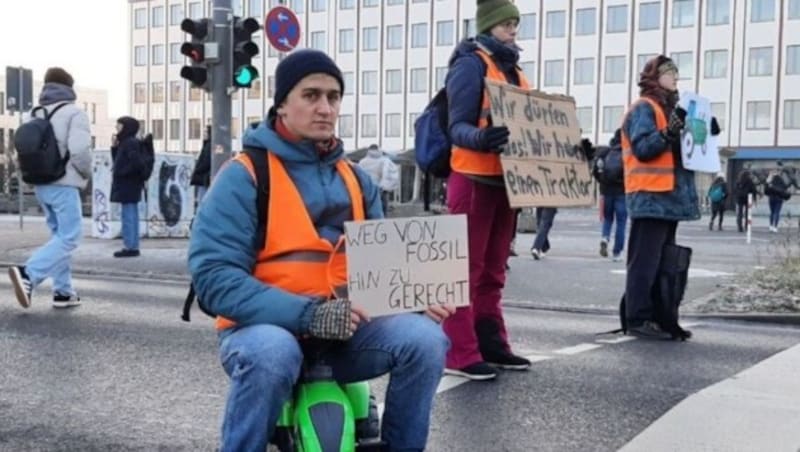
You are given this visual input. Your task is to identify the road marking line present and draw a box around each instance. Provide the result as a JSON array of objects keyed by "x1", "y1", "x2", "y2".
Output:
[
  {"x1": 596, "y1": 336, "x2": 636, "y2": 344},
  {"x1": 554, "y1": 343, "x2": 602, "y2": 355}
]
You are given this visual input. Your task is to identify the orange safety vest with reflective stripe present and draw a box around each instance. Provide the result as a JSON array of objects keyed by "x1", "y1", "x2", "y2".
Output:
[
  {"x1": 450, "y1": 49, "x2": 531, "y2": 176},
  {"x1": 215, "y1": 151, "x2": 365, "y2": 331},
  {"x1": 621, "y1": 97, "x2": 675, "y2": 194}
]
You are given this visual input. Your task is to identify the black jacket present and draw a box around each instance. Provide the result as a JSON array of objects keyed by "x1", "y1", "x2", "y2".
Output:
[
  {"x1": 190, "y1": 139, "x2": 211, "y2": 187},
  {"x1": 111, "y1": 116, "x2": 146, "y2": 204}
]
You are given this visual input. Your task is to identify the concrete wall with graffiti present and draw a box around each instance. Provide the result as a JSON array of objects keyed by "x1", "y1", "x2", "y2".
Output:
[{"x1": 92, "y1": 150, "x2": 195, "y2": 238}]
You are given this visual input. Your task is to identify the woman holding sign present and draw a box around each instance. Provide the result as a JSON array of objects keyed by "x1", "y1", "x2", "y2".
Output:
[
  {"x1": 441, "y1": 0, "x2": 532, "y2": 380},
  {"x1": 621, "y1": 55, "x2": 720, "y2": 340}
]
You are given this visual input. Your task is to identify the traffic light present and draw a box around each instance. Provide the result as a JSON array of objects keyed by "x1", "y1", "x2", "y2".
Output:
[
  {"x1": 180, "y1": 18, "x2": 211, "y2": 91},
  {"x1": 232, "y1": 17, "x2": 260, "y2": 88}
]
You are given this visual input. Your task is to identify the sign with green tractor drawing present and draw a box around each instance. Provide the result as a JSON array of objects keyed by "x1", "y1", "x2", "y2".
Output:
[{"x1": 678, "y1": 92, "x2": 720, "y2": 173}]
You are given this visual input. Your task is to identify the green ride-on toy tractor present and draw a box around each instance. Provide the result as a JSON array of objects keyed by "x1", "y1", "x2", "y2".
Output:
[{"x1": 682, "y1": 99, "x2": 708, "y2": 160}]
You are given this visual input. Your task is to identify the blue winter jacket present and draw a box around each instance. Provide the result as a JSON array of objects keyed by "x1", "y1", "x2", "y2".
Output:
[
  {"x1": 622, "y1": 101, "x2": 700, "y2": 222},
  {"x1": 187, "y1": 122, "x2": 383, "y2": 335}
]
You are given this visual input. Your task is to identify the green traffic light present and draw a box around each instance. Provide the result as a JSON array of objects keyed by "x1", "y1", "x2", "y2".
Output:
[{"x1": 234, "y1": 65, "x2": 258, "y2": 87}]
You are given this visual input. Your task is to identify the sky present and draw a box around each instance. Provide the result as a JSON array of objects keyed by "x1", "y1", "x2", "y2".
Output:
[{"x1": 0, "y1": 0, "x2": 128, "y2": 118}]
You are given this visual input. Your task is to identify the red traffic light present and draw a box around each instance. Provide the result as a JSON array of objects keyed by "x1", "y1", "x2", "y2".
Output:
[{"x1": 181, "y1": 43, "x2": 204, "y2": 62}]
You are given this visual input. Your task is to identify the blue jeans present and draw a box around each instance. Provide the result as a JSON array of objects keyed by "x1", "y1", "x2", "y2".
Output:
[
  {"x1": 217, "y1": 314, "x2": 449, "y2": 452},
  {"x1": 601, "y1": 194, "x2": 628, "y2": 256},
  {"x1": 121, "y1": 203, "x2": 139, "y2": 250},
  {"x1": 26, "y1": 185, "x2": 82, "y2": 296},
  {"x1": 769, "y1": 197, "x2": 784, "y2": 227},
  {"x1": 532, "y1": 207, "x2": 557, "y2": 252}
]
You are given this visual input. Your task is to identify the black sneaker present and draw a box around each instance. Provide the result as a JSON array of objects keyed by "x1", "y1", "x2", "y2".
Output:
[
  {"x1": 444, "y1": 362, "x2": 497, "y2": 380},
  {"x1": 113, "y1": 249, "x2": 141, "y2": 258},
  {"x1": 53, "y1": 293, "x2": 81, "y2": 309},
  {"x1": 485, "y1": 352, "x2": 532, "y2": 370},
  {"x1": 8, "y1": 265, "x2": 32, "y2": 308},
  {"x1": 599, "y1": 239, "x2": 609, "y2": 257},
  {"x1": 628, "y1": 321, "x2": 672, "y2": 340}
]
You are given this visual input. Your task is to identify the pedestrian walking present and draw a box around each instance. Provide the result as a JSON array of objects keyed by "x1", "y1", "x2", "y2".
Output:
[
  {"x1": 735, "y1": 169, "x2": 758, "y2": 233},
  {"x1": 765, "y1": 164, "x2": 791, "y2": 232},
  {"x1": 357, "y1": 144, "x2": 399, "y2": 216},
  {"x1": 440, "y1": 0, "x2": 532, "y2": 380},
  {"x1": 707, "y1": 173, "x2": 728, "y2": 231},
  {"x1": 190, "y1": 125, "x2": 212, "y2": 204},
  {"x1": 7, "y1": 67, "x2": 92, "y2": 309},
  {"x1": 592, "y1": 129, "x2": 627, "y2": 261},
  {"x1": 111, "y1": 116, "x2": 147, "y2": 258},
  {"x1": 530, "y1": 207, "x2": 557, "y2": 260}
]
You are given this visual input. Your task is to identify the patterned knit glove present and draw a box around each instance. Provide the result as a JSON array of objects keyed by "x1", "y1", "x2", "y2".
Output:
[{"x1": 308, "y1": 299, "x2": 353, "y2": 341}]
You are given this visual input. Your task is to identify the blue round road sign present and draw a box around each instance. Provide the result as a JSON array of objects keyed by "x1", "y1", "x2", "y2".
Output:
[{"x1": 265, "y1": 6, "x2": 301, "y2": 52}]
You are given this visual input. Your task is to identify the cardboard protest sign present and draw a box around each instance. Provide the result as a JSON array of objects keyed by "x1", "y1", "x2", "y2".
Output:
[
  {"x1": 678, "y1": 91, "x2": 721, "y2": 173},
  {"x1": 344, "y1": 215, "x2": 469, "y2": 317},
  {"x1": 485, "y1": 79, "x2": 593, "y2": 208}
]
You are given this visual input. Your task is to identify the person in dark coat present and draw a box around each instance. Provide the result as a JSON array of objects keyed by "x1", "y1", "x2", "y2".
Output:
[
  {"x1": 707, "y1": 173, "x2": 728, "y2": 231},
  {"x1": 734, "y1": 169, "x2": 758, "y2": 233},
  {"x1": 593, "y1": 129, "x2": 627, "y2": 261},
  {"x1": 190, "y1": 126, "x2": 212, "y2": 203},
  {"x1": 111, "y1": 116, "x2": 145, "y2": 258}
]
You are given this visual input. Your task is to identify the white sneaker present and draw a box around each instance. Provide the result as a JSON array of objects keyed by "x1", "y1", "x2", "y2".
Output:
[{"x1": 530, "y1": 249, "x2": 542, "y2": 260}]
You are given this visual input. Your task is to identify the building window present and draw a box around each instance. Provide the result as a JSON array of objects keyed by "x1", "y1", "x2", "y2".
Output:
[
  {"x1": 639, "y1": 2, "x2": 661, "y2": 30},
  {"x1": 248, "y1": 79, "x2": 261, "y2": 99},
  {"x1": 152, "y1": 6, "x2": 164, "y2": 28},
  {"x1": 388, "y1": 0, "x2": 404, "y2": 5},
  {"x1": 266, "y1": 76, "x2": 275, "y2": 97},
  {"x1": 785, "y1": 100, "x2": 800, "y2": 129},
  {"x1": 519, "y1": 13, "x2": 537, "y2": 39},
  {"x1": 436, "y1": 20, "x2": 454, "y2": 46},
  {"x1": 361, "y1": 114, "x2": 377, "y2": 138},
  {"x1": 339, "y1": 115, "x2": 354, "y2": 138},
  {"x1": 607, "y1": 5, "x2": 629, "y2": 33},
  {"x1": 748, "y1": 47, "x2": 773, "y2": 76},
  {"x1": 134, "y1": 83, "x2": 146, "y2": 103},
  {"x1": 751, "y1": 0, "x2": 775, "y2": 22},
  {"x1": 170, "y1": 43, "x2": 182, "y2": 64},
  {"x1": 152, "y1": 82, "x2": 164, "y2": 103},
  {"x1": 463, "y1": 18, "x2": 476, "y2": 39},
  {"x1": 343, "y1": 72, "x2": 354, "y2": 95},
  {"x1": 790, "y1": 0, "x2": 800, "y2": 19},
  {"x1": 170, "y1": 81, "x2": 182, "y2": 102},
  {"x1": 603, "y1": 106, "x2": 624, "y2": 133},
  {"x1": 435, "y1": 66, "x2": 447, "y2": 89},
  {"x1": 152, "y1": 44, "x2": 165, "y2": 65},
  {"x1": 604, "y1": 56, "x2": 626, "y2": 83},
  {"x1": 362, "y1": 71, "x2": 377, "y2": 95},
  {"x1": 746, "y1": 101, "x2": 771, "y2": 129},
  {"x1": 385, "y1": 113, "x2": 401, "y2": 137},
  {"x1": 386, "y1": 69, "x2": 402, "y2": 93},
  {"x1": 231, "y1": 118, "x2": 240, "y2": 139},
  {"x1": 574, "y1": 58, "x2": 595, "y2": 85},
  {"x1": 670, "y1": 51, "x2": 694, "y2": 79},
  {"x1": 248, "y1": 0, "x2": 262, "y2": 16},
  {"x1": 546, "y1": 11, "x2": 566, "y2": 38},
  {"x1": 520, "y1": 61, "x2": 535, "y2": 82},
  {"x1": 411, "y1": 23, "x2": 428, "y2": 48},
  {"x1": 544, "y1": 60, "x2": 564, "y2": 87},
  {"x1": 410, "y1": 68, "x2": 427, "y2": 93},
  {"x1": 189, "y1": 118, "x2": 201, "y2": 139},
  {"x1": 704, "y1": 50, "x2": 728, "y2": 78},
  {"x1": 362, "y1": 27, "x2": 378, "y2": 51},
  {"x1": 672, "y1": 0, "x2": 695, "y2": 27},
  {"x1": 638, "y1": 53, "x2": 658, "y2": 71},
  {"x1": 312, "y1": 0, "x2": 326, "y2": 12},
  {"x1": 189, "y1": 87, "x2": 202, "y2": 101},
  {"x1": 169, "y1": 119, "x2": 181, "y2": 140},
  {"x1": 576, "y1": 107, "x2": 593, "y2": 134},
  {"x1": 710, "y1": 102, "x2": 726, "y2": 130},
  {"x1": 311, "y1": 31, "x2": 326, "y2": 52},
  {"x1": 290, "y1": 0, "x2": 304, "y2": 13},
  {"x1": 387, "y1": 25, "x2": 403, "y2": 49},
  {"x1": 134, "y1": 8, "x2": 147, "y2": 28},
  {"x1": 339, "y1": 29, "x2": 354, "y2": 53},
  {"x1": 575, "y1": 8, "x2": 596, "y2": 36},
  {"x1": 134, "y1": 46, "x2": 147, "y2": 66},
  {"x1": 170, "y1": 4, "x2": 184, "y2": 25},
  {"x1": 151, "y1": 119, "x2": 164, "y2": 140},
  {"x1": 707, "y1": 0, "x2": 730, "y2": 24},
  {"x1": 188, "y1": 2, "x2": 201, "y2": 19},
  {"x1": 340, "y1": 0, "x2": 355, "y2": 9},
  {"x1": 363, "y1": 0, "x2": 379, "y2": 6},
  {"x1": 787, "y1": 45, "x2": 800, "y2": 74}
]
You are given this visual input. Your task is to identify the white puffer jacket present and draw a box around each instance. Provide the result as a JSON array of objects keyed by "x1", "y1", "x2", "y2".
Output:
[{"x1": 358, "y1": 148, "x2": 399, "y2": 191}]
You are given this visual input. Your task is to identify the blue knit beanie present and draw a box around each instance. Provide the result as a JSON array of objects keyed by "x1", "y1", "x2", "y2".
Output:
[{"x1": 273, "y1": 49, "x2": 344, "y2": 108}]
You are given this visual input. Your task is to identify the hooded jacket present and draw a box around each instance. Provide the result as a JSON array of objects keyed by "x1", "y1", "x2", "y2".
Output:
[
  {"x1": 24, "y1": 83, "x2": 92, "y2": 189},
  {"x1": 111, "y1": 116, "x2": 146, "y2": 204},
  {"x1": 188, "y1": 121, "x2": 382, "y2": 334},
  {"x1": 358, "y1": 147, "x2": 399, "y2": 191}
]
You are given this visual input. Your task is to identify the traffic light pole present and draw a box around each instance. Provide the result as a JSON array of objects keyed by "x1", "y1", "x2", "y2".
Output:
[{"x1": 211, "y1": 0, "x2": 233, "y2": 180}]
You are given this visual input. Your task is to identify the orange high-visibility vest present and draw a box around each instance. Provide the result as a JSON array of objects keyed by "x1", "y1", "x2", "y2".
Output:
[
  {"x1": 450, "y1": 49, "x2": 531, "y2": 176},
  {"x1": 215, "y1": 151, "x2": 365, "y2": 331},
  {"x1": 621, "y1": 97, "x2": 675, "y2": 194}
]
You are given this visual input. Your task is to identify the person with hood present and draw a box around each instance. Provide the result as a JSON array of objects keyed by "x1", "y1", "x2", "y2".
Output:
[
  {"x1": 441, "y1": 0, "x2": 532, "y2": 380},
  {"x1": 734, "y1": 168, "x2": 758, "y2": 233},
  {"x1": 358, "y1": 143, "x2": 399, "y2": 216},
  {"x1": 621, "y1": 55, "x2": 720, "y2": 340},
  {"x1": 190, "y1": 125, "x2": 212, "y2": 203},
  {"x1": 111, "y1": 116, "x2": 146, "y2": 258},
  {"x1": 7, "y1": 67, "x2": 92, "y2": 309},
  {"x1": 765, "y1": 164, "x2": 790, "y2": 232},
  {"x1": 707, "y1": 173, "x2": 728, "y2": 231},
  {"x1": 188, "y1": 49, "x2": 453, "y2": 452},
  {"x1": 593, "y1": 129, "x2": 627, "y2": 261}
]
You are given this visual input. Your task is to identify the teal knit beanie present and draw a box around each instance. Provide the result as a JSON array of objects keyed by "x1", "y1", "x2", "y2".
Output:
[{"x1": 476, "y1": 0, "x2": 520, "y2": 34}]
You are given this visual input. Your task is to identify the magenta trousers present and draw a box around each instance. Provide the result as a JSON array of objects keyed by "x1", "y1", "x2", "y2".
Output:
[{"x1": 442, "y1": 172, "x2": 515, "y2": 369}]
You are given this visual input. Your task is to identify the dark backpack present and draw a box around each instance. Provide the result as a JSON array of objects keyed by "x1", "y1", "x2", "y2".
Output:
[
  {"x1": 14, "y1": 103, "x2": 70, "y2": 184},
  {"x1": 592, "y1": 147, "x2": 623, "y2": 185},
  {"x1": 414, "y1": 88, "x2": 452, "y2": 211},
  {"x1": 139, "y1": 134, "x2": 156, "y2": 181}
]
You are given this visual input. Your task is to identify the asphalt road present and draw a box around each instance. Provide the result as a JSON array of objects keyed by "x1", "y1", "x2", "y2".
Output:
[{"x1": 1, "y1": 275, "x2": 798, "y2": 451}]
